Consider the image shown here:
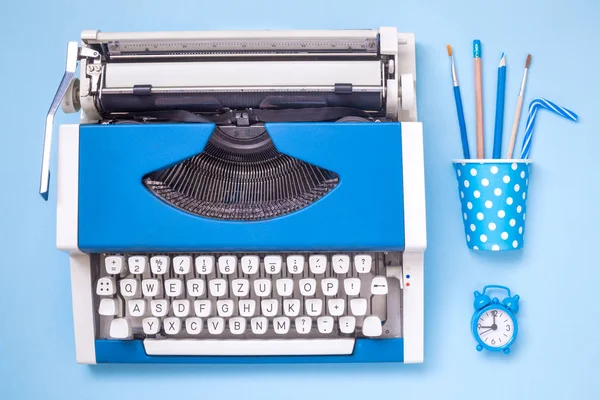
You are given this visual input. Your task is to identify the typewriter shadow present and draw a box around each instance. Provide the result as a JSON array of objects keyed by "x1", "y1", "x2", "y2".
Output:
[{"x1": 90, "y1": 361, "x2": 425, "y2": 379}]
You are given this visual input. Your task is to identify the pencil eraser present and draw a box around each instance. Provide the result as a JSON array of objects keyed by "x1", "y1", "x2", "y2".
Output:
[{"x1": 473, "y1": 40, "x2": 481, "y2": 58}]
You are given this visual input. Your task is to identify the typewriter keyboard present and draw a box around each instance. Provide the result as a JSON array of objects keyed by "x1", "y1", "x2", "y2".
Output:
[{"x1": 94, "y1": 252, "x2": 402, "y2": 355}]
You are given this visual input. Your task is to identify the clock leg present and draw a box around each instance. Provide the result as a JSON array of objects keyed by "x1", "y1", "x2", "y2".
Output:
[
  {"x1": 476, "y1": 344, "x2": 483, "y2": 352},
  {"x1": 503, "y1": 348, "x2": 511, "y2": 354}
]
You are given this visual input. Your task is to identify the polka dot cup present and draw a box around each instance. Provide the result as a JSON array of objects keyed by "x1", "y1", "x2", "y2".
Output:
[{"x1": 453, "y1": 160, "x2": 532, "y2": 251}]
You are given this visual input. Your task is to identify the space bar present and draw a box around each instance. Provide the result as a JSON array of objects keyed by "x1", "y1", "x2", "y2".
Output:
[{"x1": 143, "y1": 338, "x2": 355, "y2": 356}]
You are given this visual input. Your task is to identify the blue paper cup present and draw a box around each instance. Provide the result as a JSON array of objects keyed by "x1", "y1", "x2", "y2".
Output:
[{"x1": 453, "y1": 160, "x2": 532, "y2": 251}]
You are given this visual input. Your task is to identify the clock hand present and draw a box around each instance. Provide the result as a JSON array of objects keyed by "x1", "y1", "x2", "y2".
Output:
[
  {"x1": 479, "y1": 328, "x2": 493, "y2": 335},
  {"x1": 478, "y1": 325, "x2": 493, "y2": 329}
]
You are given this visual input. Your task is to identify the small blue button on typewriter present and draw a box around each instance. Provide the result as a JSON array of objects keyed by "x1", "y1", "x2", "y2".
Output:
[{"x1": 40, "y1": 27, "x2": 427, "y2": 364}]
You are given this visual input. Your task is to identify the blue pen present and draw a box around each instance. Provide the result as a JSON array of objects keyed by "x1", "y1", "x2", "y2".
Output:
[
  {"x1": 493, "y1": 53, "x2": 507, "y2": 159},
  {"x1": 447, "y1": 45, "x2": 470, "y2": 159}
]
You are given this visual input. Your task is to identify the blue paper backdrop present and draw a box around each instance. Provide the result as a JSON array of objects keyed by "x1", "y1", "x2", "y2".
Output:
[{"x1": 1, "y1": 0, "x2": 599, "y2": 399}]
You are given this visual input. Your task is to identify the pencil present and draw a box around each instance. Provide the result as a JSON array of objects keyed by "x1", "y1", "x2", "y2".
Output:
[
  {"x1": 493, "y1": 53, "x2": 506, "y2": 159},
  {"x1": 447, "y1": 45, "x2": 470, "y2": 159},
  {"x1": 507, "y1": 54, "x2": 532, "y2": 159},
  {"x1": 473, "y1": 40, "x2": 484, "y2": 158}
]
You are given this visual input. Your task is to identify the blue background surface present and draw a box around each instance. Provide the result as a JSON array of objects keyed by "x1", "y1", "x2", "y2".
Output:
[{"x1": 1, "y1": 0, "x2": 599, "y2": 398}]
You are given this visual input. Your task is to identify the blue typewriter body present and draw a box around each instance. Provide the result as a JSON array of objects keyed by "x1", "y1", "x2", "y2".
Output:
[
  {"x1": 43, "y1": 27, "x2": 426, "y2": 364},
  {"x1": 78, "y1": 122, "x2": 405, "y2": 252}
]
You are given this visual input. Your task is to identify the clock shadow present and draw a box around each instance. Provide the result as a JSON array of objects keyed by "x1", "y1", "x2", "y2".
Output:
[{"x1": 478, "y1": 346, "x2": 521, "y2": 363}]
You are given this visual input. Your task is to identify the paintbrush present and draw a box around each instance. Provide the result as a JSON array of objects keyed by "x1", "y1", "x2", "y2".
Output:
[
  {"x1": 507, "y1": 54, "x2": 532, "y2": 158},
  {"x1": 447, "y1": 44, "x2": 470, "y2": 159}
]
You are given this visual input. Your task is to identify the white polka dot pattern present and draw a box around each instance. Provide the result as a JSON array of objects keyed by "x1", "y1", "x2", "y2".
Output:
[{"x1": 454, "y1": 161, "x2": 531, "y2": 251}]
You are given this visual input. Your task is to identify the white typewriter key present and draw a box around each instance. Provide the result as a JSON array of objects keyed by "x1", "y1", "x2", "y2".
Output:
[
  {"x1": 195, "y1": 255, "x2": 215, "y2": 275},
  {"x1": 143, "y1": 317, "x2": 160, "y2": 335},
  {"x1": 209, "y1": 278, "x2": 227, "y2": 297},
  {"x1": 218, "y1": 255, "x2": 237, "y2": 275},
  {"x1": 150, "y1": 255, "x2": 169, "y2": 275},
  {"x1": 128, "y1": 256, "x2": 148, "y2": 274},
  {"x1": 350, "y1": 298, "x2": 368, "y2": 316},
  {"x1": 164, "y1": 317, "x2": 182, "y2": 335},
  {"x1": 217, "y1": 299, "x2": 234, "y2": 317},
  {"x1": 207, "y1": 317, "x2": 225, "y2": 335},
  {"x1": 251, "y1": 317, "x2": 268, "y2": 334},
  {"x1": 332, "y1": 254, "x2": 350, "y2": 274},
  {"x1": 141, "y1": 279, "x2": 160, "y2": 297},
  {"x1": 354, "y1": 254, "x2": 372, "y2": 273},
  {"x1": 150, "y1": 299, "x2": 168, "y2": 317},
  {"x1": 317, "y1": 316, "x2": 334, "y2": 334},
  {"x1": 109, "y1": 318, "x2": 132, "y2": 339},
  {"x1": 299, "y1": 278, "x2": 316, "y2": 296},
  {"x1": 321, "y1": 278, "x2": 339, "y2": 296},
  {"x1": 295, "y1": 316, "x2": 312, "y2": 334},
  {"x1": 96, "y1": 277, "x2": 116, "y2": 296},
  {"x1": 231, "y1": 278, "x2": 250, "y2": 297},
  {"x1": 344, "y1": 278, "x2": 361, "y2": 296},
  {"x1": 185, "y1": 317, "x2": 203, "y2": 335},
  {"x1": 105, "y1": 256, "x2": 125, "y2": 275},
  {"x1": 362, "y1": 316, "x2": 383, "y2": 337},
  {"x1": 283, "y1": 299, "x2": 301, "y2": 317},
  {"x1": 273, "y1": 317, "x2": 290, "y2": 334},
  {"x1": 128, "y1": 299, "x2": 146, "y2": 317},
  {"x1": 239, "y1": 299, "x2": 256, "y2": 317},
  {"x1": 229, "y1": 317, "x2": 246, "y2": 335},
  {"x1": 264, "y1": 255, "x2": 283, "y2": 274},
  {"x1": 164, "y1": 279, "x2": 183, "y2": 297},
  {"x1": 286, "y1": 255, "x2": 305, "y2": 274},
  {"x1": 98, "y1": 298, "x2": 118, "y2": 316},
  {"x1": 119, "y1": 278, "x2": 138, "y2": 297},
  {"x1": 371, "y1": 276, "x2": 389, "y2": 295},
  {"x1": 305, "y1": 299, "x2": 323, "y2": 316},
  {"x1": 173, "y1": 299, "x2": 191, "y2": 317},
  {"x1": 328, "y1": 299, "x2": 345, "y2": 316},
  {"x1": 261, "y1": 299, "x2": 279, "y2": 317},
  {"x1": 339, "y1": 316, "x2": 356, "y2": 334},
  {"x1": 309, "y1": 255, "x2": 327, "y2": 274},
  {"x1": 194, "y1": 299, "x2": 212, "y2": 317},
  {"x1": 173, "y1": 255, "x2": 192, "y2": 274},
  {"x1": 241, "y1": 255, "x2": 259, "y2": 275},
  {"x1": 186, "y1": 279, "x2": 205, "y2": 297},
  {"x1": 276, "y1": 278, "x2": 294, "y2": 296},
  {"x1": 253, "y1": 279, "x2": 272, "y2": 297}
]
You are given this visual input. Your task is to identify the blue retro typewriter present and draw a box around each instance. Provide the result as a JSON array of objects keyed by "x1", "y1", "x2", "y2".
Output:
[{"x1": 40, "y1": 27, "x2": 426, "y2": 364}]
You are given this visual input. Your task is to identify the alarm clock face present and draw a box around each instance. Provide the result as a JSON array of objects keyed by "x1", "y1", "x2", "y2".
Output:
[{"x1": 476, "y1": 307, "x2": 515, "y2": 348}]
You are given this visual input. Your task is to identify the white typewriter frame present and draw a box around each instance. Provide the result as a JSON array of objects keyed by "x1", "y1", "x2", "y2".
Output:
[
  {"x1": 53, "y1": 27, "x2": 425, "y2": 364},
  {"x1": 55, "y1": 120, "x2": 425, "y2": 364}
]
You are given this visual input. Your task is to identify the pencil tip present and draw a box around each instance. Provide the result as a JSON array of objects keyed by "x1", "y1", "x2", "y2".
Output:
[
  {"x1": 499, "y1": 53, "x2": 506, "y2": 67},
  {"x1": 447, "y1": 44, "x2": 452, "y2": 56},
  {"x1": 526, "y1": 54, "x2": 532, "y2": 68}
]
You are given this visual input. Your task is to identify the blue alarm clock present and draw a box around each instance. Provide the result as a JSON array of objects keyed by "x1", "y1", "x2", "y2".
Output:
[{"x1": 471, "y1": 285, "x2": 520, "y2": 354}]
